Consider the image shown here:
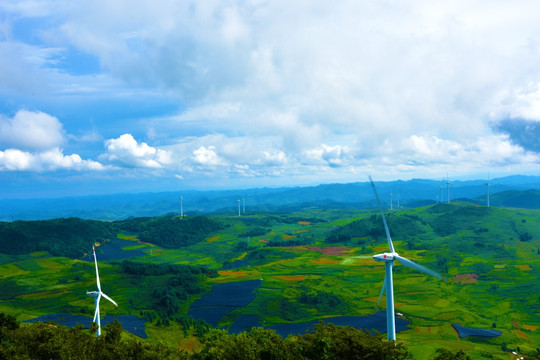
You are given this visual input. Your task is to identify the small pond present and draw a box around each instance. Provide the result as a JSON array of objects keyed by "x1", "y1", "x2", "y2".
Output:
[
  {"x1": 187, "y1": 279, "x2": 262, "y2": 326},
  {"x1": 84, "y1": 238, "x2": 148, "y2": 262}
]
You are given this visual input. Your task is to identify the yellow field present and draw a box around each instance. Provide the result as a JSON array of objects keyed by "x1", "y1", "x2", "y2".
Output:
[
  {"x1": 0, "y1": 263, "x2": 29, "y2": 278},
  {"x1": 274, "y1": 275, "x2": 307, "y2": 281},
  {"x1": 17, "y1": 289, "x2": 70, "y2": 300},
  {"x1": 514, "y1": 264, "x2": 532, "y2": 271},
  {"x1": 117, "y1": 234, "x2": 138, "y2": 240},
  {"x1": 310, "y1": 258, "x2": 340, "y2": 264}
]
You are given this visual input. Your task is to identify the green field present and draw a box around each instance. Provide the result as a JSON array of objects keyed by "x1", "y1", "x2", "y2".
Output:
[{"x1": 0, "y1": 203, "x2": 539, "y2": 359}]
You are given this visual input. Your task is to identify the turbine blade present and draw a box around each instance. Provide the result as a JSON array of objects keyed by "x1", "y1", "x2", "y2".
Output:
[
  {"x1": 101, "y1": 292, "x2": 118, "y2": 307},
  {"x1": 395, "y1": 255, "x2": 442, "y2": 280},
  {"x1": 369, "y1": 176, "x2": 395, "y2": 253},
  {"x1": 377, "y1": 277, "x2": 386, "y2": 308},
  {"x1": 93, "y1": 245, "x2": 101, "y2": 291}
]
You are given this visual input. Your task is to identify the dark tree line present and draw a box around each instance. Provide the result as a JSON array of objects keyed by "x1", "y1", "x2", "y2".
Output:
[
  {"x1": 120, "y1": 260, "x2": 217, "y2": 278},
  {"x1": 118, "y1": 216, "x2": 224, "y2": 249},
  {"x1": 0, "y1": 215, "x2": 224, "y2": 258},
  {"x1": 298, "y1": 290, "x2": 348, "y2": 313},
  {"x1": 0, "y1": 313, "x2": 486, "y2": 360},
  {"x1": 326, "y1": 216, "x2": 384, "y2": 244},
  {"x1": 266, "y1": 236, "x2": 313, "y2": 247},
  {"x1": 120, "y1": 261, "x2": 217, "y2": 318},
  {"x1": 0, "y1": 218, "x2": 114, "y2": 258}
]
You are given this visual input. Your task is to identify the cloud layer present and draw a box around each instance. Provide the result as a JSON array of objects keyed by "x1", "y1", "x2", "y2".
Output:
[
  {"x1": 0, "y1": 110, "x2": 103, "y2": 172},
  {"x1": 1, "y1": 1, "x2": 540, "y2": 192}
]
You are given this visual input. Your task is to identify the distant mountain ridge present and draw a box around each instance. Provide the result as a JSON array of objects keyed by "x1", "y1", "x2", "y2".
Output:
[{"x1": 1, "y1": 175, "x2": 539, "y2": 221}]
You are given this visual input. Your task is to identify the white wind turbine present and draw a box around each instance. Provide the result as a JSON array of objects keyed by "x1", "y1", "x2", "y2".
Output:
[
  {"x1": 87, "y1": 245, "x2": 118, "y2": 336},
  {"x1": 180, "y1": 195, "x2": 184, "y2": 218},
  {"x1": 370, "y1": 177, "x2": 442, "y2": 341},
  {"x1": 446, "y1": 173, "x2": 451, "y2": 204},
  {"x1": 486, "y1": 173, "x2": 490, "y2": 208}
]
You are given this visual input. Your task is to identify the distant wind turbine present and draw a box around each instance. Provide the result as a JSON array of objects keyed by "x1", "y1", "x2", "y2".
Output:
[
  {"x1": 446, "y1": 173, "x2": 450, "y2": 204},
  {"x1": 390, "y1": 193, "x2": 393, "y2": 211},
  {"x1": 243, "y1": 197, "x2": 246, "y2": 213},
  {"x1": 369, "y1": 176, "x2": 442, "y2": 341},
  {"x1": 180, "y1": 195, "x2": 183, "y2": 218},
  {"x1": 237, "y1": 199, "x2": 241, "y2": 217},
  {"x1": 87, "y1": 245, "x2": 118, "y2": 336},
  {"x1": 486, "y1": 173, "x2": 490, "y2": 208},
  {"x1": 439, "y1": 185, "x2": 443, "y2": 203}
]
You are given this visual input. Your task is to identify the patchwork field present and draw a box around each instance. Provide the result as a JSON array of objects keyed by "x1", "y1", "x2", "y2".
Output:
[{"x1": 0, "y1": 203, "x2": 538, "y2": 359}]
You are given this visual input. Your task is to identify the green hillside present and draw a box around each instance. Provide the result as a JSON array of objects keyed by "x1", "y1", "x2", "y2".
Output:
[
  {"x1": 0, "y1": 204, "x2": 539, "y2": 359},
  {"x1": 473, "y1": 189, "x2": 540, "y2": 209}
]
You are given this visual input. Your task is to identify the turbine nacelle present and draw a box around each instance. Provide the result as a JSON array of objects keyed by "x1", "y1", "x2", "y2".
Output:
[
  {"x1": 86, "y1": 291, "x2": 99, "y2": 297},
  {"x1": 373, "y1": 252, "x2": 397, "y2": 262}
]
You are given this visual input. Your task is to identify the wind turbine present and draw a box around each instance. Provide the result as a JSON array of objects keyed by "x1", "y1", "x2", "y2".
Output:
[
  {"x1": 180, "y1": 195, "x2": 183, "y2": 218},
  {"x1": 486, "y1": 173, "x2": 490, "y2": 208},
  {"x1": 369, "y1": 177, "x2": 441, "y2": 341},
  {"x1": 237, "y1": 199, "x2": 241, "y2": 217},
  {"x1": 439, "y1": 184, "x2": 443, "y2": 203},
  {"x1": 87, "y1": 245, "x2": 118, "y2": 336},
  {"x1": 446, "y1": 173, "x2": 450, "y2": 204}
]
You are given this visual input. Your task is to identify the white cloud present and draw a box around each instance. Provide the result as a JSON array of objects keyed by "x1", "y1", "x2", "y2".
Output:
[
  {"x1": 262, "y1": 150, "x2": 287, "y2": 166},
  {"x1": 102, "y1": 133, "x2": 172, "y2": 168},
  {"x1": 304, "y1": 144, "x2": 350, "y2": 167},
  {"x1": 0, "y1": 110, "x2": 64, "y2": 151},
  {"x1": 0, "y1": 147, "x2": 104, "y2": 171},
  {"x1": 396, "y1": 134, "x2": 539, "y2": 167},
  {"x1": 192, "y1": 146, "x2": 226, "y2": 167},
  {"x1": 0, "y1": 110, "x2": 106, "y2": 172}
]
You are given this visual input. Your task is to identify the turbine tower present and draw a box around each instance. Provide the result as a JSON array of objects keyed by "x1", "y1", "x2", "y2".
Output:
[
  {"x1": 446, "y1": 174, "x2": 450, "y2": 204},
  {"x1": 369, "y1": 177, "x2": 441, "y2": 341},
  {"x1": 486, "y1": 173, "x2": 490, "y2": 208},
  {"x1": 180, "y1": 195, "x2": 183, "y2": 218},
  {"x1": 87, "y1": 245, "x2": 118, "y2": 336},
  {"x1": 237, "y1": 199, "x2": 241, "y2": 217},
  {"x1": 390, "y1": 193, "x2": 393, "y2": 211},
  {"x1": 243, "y1": 197, "x2": 246, "y2": 213},
  {"x1": 439, "y1": 185, "x2": 443, "y2": 203}
]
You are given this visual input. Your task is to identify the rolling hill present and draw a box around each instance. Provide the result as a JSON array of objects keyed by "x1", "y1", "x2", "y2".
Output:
[{"x1": 1, "y1": 175, "x2": 539, "y2": 221}]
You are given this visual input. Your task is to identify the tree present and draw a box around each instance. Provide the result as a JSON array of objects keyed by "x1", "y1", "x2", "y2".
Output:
[
  {"x1": 298, "y1": 322, "x2": 409, "y2": 360},
  {"x1": 432, "y1": 348, "x2": 472, "y2": 360},
  {"x1": 193, "y1": 328, "x2": 302, "y2": 360}
]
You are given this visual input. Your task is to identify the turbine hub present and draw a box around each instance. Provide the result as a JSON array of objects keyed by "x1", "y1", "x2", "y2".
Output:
[{"x1": 373, "y1": 252, "x2": 397, "y2": 262}]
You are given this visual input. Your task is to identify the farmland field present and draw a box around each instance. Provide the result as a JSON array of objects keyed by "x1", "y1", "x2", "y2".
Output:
[{"x1": 0, "y1": 203, "x2": 538, "y2": 359}]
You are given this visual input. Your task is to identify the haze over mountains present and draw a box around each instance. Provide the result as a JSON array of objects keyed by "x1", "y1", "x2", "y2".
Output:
[{"x1": 1, "y1": 175, "x2": 539, "y2": 221}]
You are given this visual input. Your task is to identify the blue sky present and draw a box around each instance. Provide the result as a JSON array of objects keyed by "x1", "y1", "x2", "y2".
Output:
[{"x1": 1, "y1": 1, "x2": 540, "y2": 198}]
